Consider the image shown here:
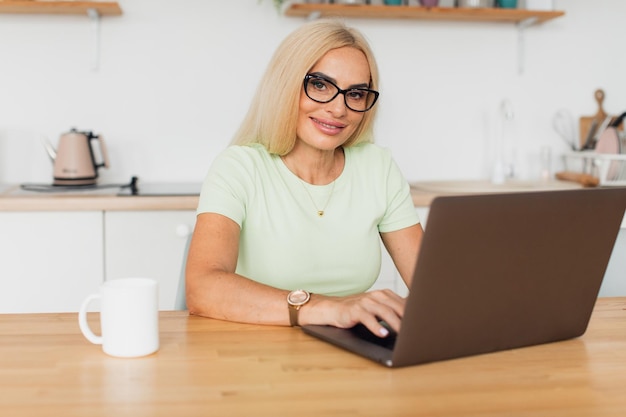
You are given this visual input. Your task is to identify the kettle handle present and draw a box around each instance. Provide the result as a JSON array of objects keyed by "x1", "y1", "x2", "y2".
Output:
[{"x1": 90, "y1": 134, "x2": 110, "y2": 169}]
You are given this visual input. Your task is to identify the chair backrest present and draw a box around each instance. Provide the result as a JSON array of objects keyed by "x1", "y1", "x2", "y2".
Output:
[{"x1": 174, "y1": 234, "x2": 192, "y2": 311}]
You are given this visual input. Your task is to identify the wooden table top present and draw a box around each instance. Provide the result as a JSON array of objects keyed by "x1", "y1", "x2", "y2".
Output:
[{"x1": 1, "y1": 298, "x2": 625, "y2": 417}]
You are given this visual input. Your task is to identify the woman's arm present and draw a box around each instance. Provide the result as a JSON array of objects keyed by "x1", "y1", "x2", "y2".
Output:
[
  {"x1": 380, "y1": 223, "x2": 424, "y2": 289},
  {"x1": 186, "y1": 213, "x2": 419, "y2": 336},
  {"x1": 186, "y1": 212, "x2": 292, "y2": 325}
]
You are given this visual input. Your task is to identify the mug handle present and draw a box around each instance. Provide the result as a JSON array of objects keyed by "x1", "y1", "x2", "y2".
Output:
[{"x1": 78, "y1": 294, "x2": 103, "y2": 345}]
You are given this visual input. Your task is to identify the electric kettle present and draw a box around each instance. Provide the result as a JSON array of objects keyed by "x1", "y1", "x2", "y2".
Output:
[{"x1": 43, "y1": 128, "x2": 109, "y2": 186}]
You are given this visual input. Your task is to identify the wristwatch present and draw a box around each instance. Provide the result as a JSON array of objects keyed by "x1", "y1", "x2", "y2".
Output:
[{"x1": 287, "y1": 289, "x2": 311, "y2": 327}]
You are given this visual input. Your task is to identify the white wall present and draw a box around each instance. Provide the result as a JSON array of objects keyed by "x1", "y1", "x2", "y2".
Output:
[{"x1": 1, "y1": 0, "x2": 624, "y2": 185}]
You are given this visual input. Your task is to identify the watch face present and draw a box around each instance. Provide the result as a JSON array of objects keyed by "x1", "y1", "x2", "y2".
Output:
[{"x1": 288, "y1": 290, "x2": 310, "y2": 306}]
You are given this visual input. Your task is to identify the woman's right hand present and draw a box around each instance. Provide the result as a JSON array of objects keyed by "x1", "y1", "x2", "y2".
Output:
[{"x1": 299, "y1": 289, "x2": 406, "y2": 338}]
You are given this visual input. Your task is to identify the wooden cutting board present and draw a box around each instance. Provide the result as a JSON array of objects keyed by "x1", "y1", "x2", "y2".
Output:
[
  {"x1": 579, "y1": 89, "x2": 623, "y2": 149},
  {"x1": 579, "y1": 89, "x2": 608, "y2": 149}
]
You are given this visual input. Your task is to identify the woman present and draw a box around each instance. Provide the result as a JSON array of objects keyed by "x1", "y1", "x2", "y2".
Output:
[{"x1": 186, "y1": 19, "x2": 423, "y2": 338}]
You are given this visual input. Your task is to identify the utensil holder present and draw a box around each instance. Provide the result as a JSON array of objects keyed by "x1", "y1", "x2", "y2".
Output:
[{"x1": 563, "y1": 152, "x2": 626, "y2": 186}]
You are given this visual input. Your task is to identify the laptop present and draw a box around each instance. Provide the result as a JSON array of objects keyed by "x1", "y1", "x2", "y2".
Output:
[{"x1": 302, "y1": 187, "x2": 626, "y2": 368}]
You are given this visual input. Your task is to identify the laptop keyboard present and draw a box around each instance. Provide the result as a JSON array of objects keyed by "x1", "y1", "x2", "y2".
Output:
[{"x1": 349, "y1": 323, "x2": 397, "y2": 350}]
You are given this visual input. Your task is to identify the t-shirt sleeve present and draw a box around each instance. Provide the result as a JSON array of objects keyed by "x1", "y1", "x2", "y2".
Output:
[
  {"x1": 196, "y1": 147, "x2": 254, "y2": 228},
  {"x1": 378, "y1": 151, "x2": 420, "y2": 233}
]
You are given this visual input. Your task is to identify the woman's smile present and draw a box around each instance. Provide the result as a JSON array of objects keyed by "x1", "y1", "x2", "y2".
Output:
[{"x1": 311, "y1": 116, "x2": 347, "y2": 135}]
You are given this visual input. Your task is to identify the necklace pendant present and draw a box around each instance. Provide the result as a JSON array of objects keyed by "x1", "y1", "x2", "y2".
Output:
[{"x1": 317, "y1": 210, "x2": 324, "y2": 217}]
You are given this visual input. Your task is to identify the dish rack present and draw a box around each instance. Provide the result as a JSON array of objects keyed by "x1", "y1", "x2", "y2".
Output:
[{"x1": 563, "y1": 152, "x2": 626, "y2": 186}]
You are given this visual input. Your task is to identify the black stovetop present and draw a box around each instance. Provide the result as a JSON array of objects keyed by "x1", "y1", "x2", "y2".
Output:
[{"x1": 117, "y1": 182, "x2": 202, "y2": 196}]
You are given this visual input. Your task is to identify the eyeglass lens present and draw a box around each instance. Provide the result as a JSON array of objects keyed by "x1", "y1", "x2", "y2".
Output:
[{"x1": 304, "y1": 75, "x2": 378, "y2": 112}]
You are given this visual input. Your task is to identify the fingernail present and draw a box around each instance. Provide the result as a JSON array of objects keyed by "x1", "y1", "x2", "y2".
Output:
[{"x1": 379, "y1": 327, "x2": 389, "y2": 337}]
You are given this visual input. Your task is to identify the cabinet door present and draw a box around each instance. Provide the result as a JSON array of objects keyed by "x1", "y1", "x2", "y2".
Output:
[
  {"x1": 104, "y1": 210, "x2": 196, "y2": 310},
  {"x1": 598, "y1": 228, "x2": 626, "y2": 297},
  {"x1": 0, "y1": 211, "x2": 103, "y2": 313}
]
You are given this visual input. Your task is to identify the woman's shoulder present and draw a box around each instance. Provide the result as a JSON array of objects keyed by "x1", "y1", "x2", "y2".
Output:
[
  {"x1": 345, "y1": 143, "x2": 393, "y2": 165},
  {"x1": 217, "y1": 143, "x2": 269, "y2": 160},
  {"x1": 213, "y1": 144, "x2": 272, "y2": 168}
]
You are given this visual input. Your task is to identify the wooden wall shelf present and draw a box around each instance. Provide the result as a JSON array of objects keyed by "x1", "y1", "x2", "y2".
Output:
[
  {"x1": 284, "y1": 3, "x2": 564, "y2": 25},
  {"x1": 0, "y1": 1, "x2": 122, "y2": 16}
]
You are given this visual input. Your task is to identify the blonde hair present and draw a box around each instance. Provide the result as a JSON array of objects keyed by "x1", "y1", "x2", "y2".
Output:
[{"x1": 231, "y1": 19, "x2": 380, "y2": 155}]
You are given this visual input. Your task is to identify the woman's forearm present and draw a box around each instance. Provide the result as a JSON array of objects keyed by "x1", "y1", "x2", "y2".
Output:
[{"x1": 186, "y1": 268, "x2": 291, "y2": 325}]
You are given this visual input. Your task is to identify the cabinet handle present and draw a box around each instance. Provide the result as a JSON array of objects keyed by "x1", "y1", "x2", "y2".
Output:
[{"x1": 175, "y1": 224, "x2": 192, "y2": 238}]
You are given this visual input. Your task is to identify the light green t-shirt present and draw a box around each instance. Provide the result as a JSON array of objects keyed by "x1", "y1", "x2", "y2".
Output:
[{"x1": 197, "y1": 143, "x2": 419, "y2": 296}]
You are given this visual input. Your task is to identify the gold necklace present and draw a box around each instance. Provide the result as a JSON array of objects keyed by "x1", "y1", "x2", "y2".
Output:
[{"x1": 300, "y1": 180, "x2": 336, "y2": 217}]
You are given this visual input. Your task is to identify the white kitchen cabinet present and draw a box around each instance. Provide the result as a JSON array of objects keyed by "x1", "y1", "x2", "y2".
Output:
[
  {"x1": 598, "y1": 228, "x2": 626, "y2": 297},
  {"x1": 104, "y1": 210, "x2": 196, "y2": 310},
  {"x1": 416, "y1": 207, "x2": 430, "y2": 227},
  {"x1": 0, "y1": 211, "x2": 103, "y2": 313}
]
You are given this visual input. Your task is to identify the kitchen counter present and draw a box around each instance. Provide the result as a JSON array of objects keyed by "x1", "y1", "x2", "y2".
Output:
[
  {"x1": 410, "y1": 179, "x2": 582, "y2": 206},
  {"x1": 0, "y1": 184, "x2": 200, "y2": 211},
  {"x1": 0, "y1": 180, "x2": 584, "y2": 211}
]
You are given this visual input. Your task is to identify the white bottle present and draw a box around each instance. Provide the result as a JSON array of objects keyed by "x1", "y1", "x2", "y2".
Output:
[
  {"x1": 492, "y1": 99, "x2": 517, "y2": 184},
  {"x1": 523, "y1": 0, "x2": 553, "y2": 11}
]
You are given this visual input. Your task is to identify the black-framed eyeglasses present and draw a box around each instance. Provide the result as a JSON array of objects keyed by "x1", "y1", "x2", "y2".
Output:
[{"x1": 303, "y1": 74, "x2": 379, "y2": 113}]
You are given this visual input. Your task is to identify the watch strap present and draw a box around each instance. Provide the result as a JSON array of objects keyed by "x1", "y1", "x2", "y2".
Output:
[{"x1": 288, "y1": 304, "x2": 300, "y2": 327}]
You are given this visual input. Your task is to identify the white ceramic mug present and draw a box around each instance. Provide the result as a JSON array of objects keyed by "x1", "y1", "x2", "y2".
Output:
[{"x1": 78, "y1": 277, "x2": 159, "y2": 358}]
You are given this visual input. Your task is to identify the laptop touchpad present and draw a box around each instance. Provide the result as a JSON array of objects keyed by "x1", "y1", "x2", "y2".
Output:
[{"x1": 349, "y1": 323, "x2": 397, "y2": 350}]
